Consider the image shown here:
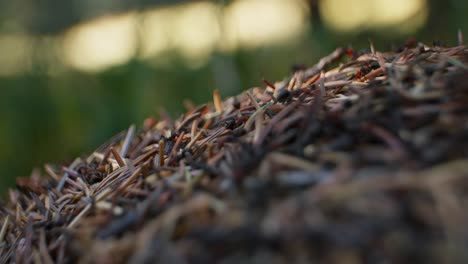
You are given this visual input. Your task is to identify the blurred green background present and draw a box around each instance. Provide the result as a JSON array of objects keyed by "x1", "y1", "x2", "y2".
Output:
[{"x1": 0, "y1": 0, "x2": 467, "y2": 192}]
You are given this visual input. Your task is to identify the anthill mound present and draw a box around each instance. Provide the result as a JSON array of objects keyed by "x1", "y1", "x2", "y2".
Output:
[{"x1": 2, "y1": 41, "x2": 468, "y2": 263}]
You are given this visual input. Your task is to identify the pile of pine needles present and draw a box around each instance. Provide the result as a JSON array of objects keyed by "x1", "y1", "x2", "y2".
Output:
[{"x1": 2, "y1": 40, "x2": 468, "y2": 263}]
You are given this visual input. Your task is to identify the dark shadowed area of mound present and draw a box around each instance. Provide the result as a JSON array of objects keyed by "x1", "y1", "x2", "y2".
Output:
[{"x1": 2, "y1": 42, "x2": 468, "y2": 264}]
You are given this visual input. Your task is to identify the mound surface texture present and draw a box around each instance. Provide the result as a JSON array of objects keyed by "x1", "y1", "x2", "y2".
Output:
[{"x1": 2, "y1": 43, "x2": 468, "y2": 263}]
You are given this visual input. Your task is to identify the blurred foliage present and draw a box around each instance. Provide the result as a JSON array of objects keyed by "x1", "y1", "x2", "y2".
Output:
[{"x1": 0, "y1": 0, "x2": 467, "y2": 193}]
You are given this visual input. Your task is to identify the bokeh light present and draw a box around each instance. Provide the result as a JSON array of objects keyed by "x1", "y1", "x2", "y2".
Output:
[
  {"x1": 319, "y1": 0, "x2": 428, "y2": 33},
  {"x1": 62, "y1": 12, "x2": 138, "y2": 72},
  {"x1": 222, "y1": 0, "x2": 309, "y2": 50},
  {"x1": 0, "y1": 0, "x2": 432, "y2": 75},
  {"x1": 61, "y1": 0, "x2": 309, "y2": 72}
]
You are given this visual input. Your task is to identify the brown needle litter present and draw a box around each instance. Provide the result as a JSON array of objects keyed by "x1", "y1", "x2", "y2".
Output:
[{"x1": 2, "y1": 40, "x2": 468, "y2": 263}]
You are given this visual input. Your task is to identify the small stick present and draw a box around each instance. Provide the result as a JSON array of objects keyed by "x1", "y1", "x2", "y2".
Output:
[
  {"x1": 68, "y1": 203, "x2": 91, "y2": 228},
  {"x1": 253, "y1": 111, "x2": 264, "y2": 145},
  {"x1": 159, "y1": 139, "x2": 165, "y2": 167},
  {"x1": 167, "y1": 131, "x2": 185, "y2": 164},
  {"x1": 246, "y1": 90, "x2": 261, "y2": 110},
  {"x1": 207, "y1": 142, "x2": 214, "y2": 159},
  {"x1": 186, "y1": 129, "x2": 204, "y2": 150},
  {"x1": 120, "y1": 125, "x2": 135, "y2": 158},
  {"x1": 76, "y1": 177, "x2": 90, "y2": 197},
  {"x1": 95, "y1": 187, "x2": 113, "y2": 202},
  {"x1": 319, "y1": 71, "x2": 326, "y2": 97},
  {"x1": 198, "y1": 127, "x2": 226, "y2": 147},
  {"x1": 111, "y1": 147, "x2": 126, "y2": 168},
  {"x1": 177, "y1": 113, "x2": 201, "y2": 132},
  {"x1": 302, "y1": 73, "x2": 320, "y2": 88},
  {"x1": 54, "y1": 193, "x2": 73, "y2": 205},
  {"x1": 57, "y1": 158, "x2": 82, "y2": 192},
  {"x1": 376, "y1": 52, "x2": 387, "y2": 75},
  {"x1": 67, "y1": 178, "x2": 83, "y2": 190},
  {"x1": 213, "y1": 89, "x2": 223, "y2": 113},
  {"x1": 95, "y1": 166, "x2": 128, "y2": 193},
  {"x1": 262, "y1": 79, "x2": 276, "y2": 90},
  {"x1": 116, "y1": 167, "x2": 142, "y2": 193},
  {"x1": 324, "y1": 80, "x2": 352, "y2": 88},
  {"x1": 191, "y1": 119, "x2": 199, "y2": 139},
  {"x1": 0, "y1": 215, "x2": 10, "y2": 244},
  {"x1": 369, "y1": 39, "x2": 376, "y2": 54},
  {"x1": 44, "y1": 165, "x2": 59, "y2": 181},
  {"x1": 132, "y1": 148, "x2": 158, "y2": 166},
  {"x1": 269, "y1": 152, "x2": 319, "y2": 171},
  {"x1": 364, "y1": 67, "x2": 385, "y2": 80},
  {"x1": 98, "y1": 148, "x2": 112, "y2": 168},
  {"x1": 255, "y1": 101, "x2": 299, "y2": 146},
  {"x1": 202, "y1": 117, "x2": 213, "y2": 130},
  {"x1": 62, "y1": 167, "x2": 80, "y2": 178},
  {"x1": 304, "y1": 47, "x2": 345, "y2": 78},
  {"x1": 245, "y1": 102, "x2": 272, "y2": 131},
  {"x1": 125, "y1": 158, "x2": 136, "y2": 173},
  {"x1": 362, "y1": 122, "x2": 407, "y2": 159},
  {"x1": 458, "y1": 29, "x2": 464, "y2": 46},
  {"x1": 39, "y1": 229, "x2": 54, "y2": 264},
  {"x1": 287, "y1": 75, "x2": 297, "y2": 91}
]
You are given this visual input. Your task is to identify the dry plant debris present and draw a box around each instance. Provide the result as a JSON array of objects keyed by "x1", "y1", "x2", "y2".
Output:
[{"x1": 2, "y1": 41, "x2": 468, "y2": 263}]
